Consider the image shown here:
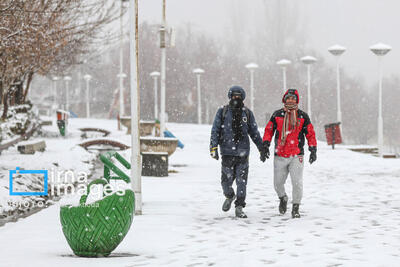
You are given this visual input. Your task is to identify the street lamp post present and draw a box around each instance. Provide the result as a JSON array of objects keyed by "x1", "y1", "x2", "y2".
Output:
[
  {"x1": 119, "y1": 0, "x2": 129, "y2": 117},
  {"x1": 117, "y1": 73, "x2": 127, "y2": 116},
  {"x1": 245, "y1": 63, "x2": 258, "y2": 111},
  {"x1": 129, "y1": 0, "x2": 141, "y2": 214},
  {"x1": 159, "y1": 0, "x2": 167, "y2": 134},
  {"x1": 276, "y1": 59, "x2": 291, "y2": 93},
  {"x1": 206, "y1": 102, "x2": 210, "y2": 125},
  {"x1": 83, "y1": 74, "x2": 92, "y2": 118},
  {"x1": 193, "y1": 68, "x2": 205, "y2": 125},
  {"x1": 63, "y1": 76, "x2": 72, "y2": 112},
  {"x1": 52, "y1": 76, "x2": 59, "y2": 111},
  {"x1": 150, "y1": 71, "x2": 160, "y2": 119},
  {"x1": 300, "y1": 56, "x2": 317, "y2": 118},
  {"x1": 370, "y1": 42, "x2": 392, "y2": 157},
  {"x1": 328, "y1": 45, "x2": 346, "y2": 124}
]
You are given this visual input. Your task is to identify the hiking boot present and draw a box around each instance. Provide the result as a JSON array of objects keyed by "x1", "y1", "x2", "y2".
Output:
[
  {"x1": 235, "y1": 206, "x2": 247, "y2": 218},
  {"x1": 291, "y1": 204, "x2": 301, "y2": 218},
  {"x1": 279, "y1": 195, "x2": 288, "y2": 215},
  {"x1": 222, "y1": 194, "x2": 236, "y2": 212}
]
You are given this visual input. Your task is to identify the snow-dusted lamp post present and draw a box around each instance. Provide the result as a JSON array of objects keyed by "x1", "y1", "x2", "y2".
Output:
[
  {"x1": 370, "y1": 43, "x2": 392, "y2": 157},
  {"x1": 276, "y1": 59, "x2": 291, "y2": 93},
  {"x1": 63, "y1": 76, "x2": 72, "y2": 112},
  {"x1": 150, "y1": 71, "x2": 160, "y2": 119},
  {"x1": 328, "y1": 45, "x2": 346, "y2": 124},
  {"x1": 83, "y1": 74, "x2": 92, "y2": 118},
  {"x1": 159, "y1": 0, "x2": 167, "y2": 135},
  {"x1": 300, "y1": 56, "x2": 317, "y2": 119},
  {"x1": 129, "y1": 0, "x2": 141, "y2": 214},
  {"x1": 245, "y1": 63, "x2": 258, "y2": 111},
  {"x1": 52, "y1": 76, "x2": 59, "y2": 110},
  {"x1": 117, "y1": 73, "x2": 127, "y2": 116},
  {"x1": 118, "y1": 0, "x2": 129, "y2": 117},
  {"x1": 206, "y1": 102, "x2": 210, "y2": 125},
  {"x1": 193, "y1": 68, "x2": 205, "y2": 125}
]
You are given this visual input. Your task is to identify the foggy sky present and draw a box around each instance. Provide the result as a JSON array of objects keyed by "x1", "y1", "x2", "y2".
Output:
[{"x1": 138, "y1": 0, "x2": 400, "y2": 87}]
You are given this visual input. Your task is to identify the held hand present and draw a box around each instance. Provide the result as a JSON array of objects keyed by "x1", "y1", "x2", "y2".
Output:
[
  {"x1": 262, "y1": 141, "x2": 270, "y2": 159},
  {"x1": 210, "y1": 147, "x2": 219, "y2": 160},
  {"x1": 309, "y1": 147, "x2": 317, "y2": 164},
  {"x1": 260, "y1": 151, "x2": 266, "y2": 162}
]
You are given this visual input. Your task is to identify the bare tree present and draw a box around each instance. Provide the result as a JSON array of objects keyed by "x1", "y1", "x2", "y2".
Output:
[{"x1": 0, "y1": 0, "x2": 121, "y2": 119}]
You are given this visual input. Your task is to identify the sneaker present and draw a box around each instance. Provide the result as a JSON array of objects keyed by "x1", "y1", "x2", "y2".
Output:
[
  {"x1": 291, "y1": 204, "x2": 301, "y2": 218},
  {"x1": 235, "y1": 206, "x2": 247, "y2": 218},
  {"x1": 222, "y1": 194, "x2": 236, "y2": 212},
  {"x1": 279, "y1": 195, "x2": 288, "y2": 215}
]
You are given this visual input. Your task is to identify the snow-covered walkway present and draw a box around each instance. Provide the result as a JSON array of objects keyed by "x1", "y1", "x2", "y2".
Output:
[{"x1": 1, "y1": 121, "x2": 400, "y2": 266}]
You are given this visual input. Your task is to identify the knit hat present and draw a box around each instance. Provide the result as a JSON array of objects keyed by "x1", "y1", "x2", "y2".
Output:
[{"x1": 282, "y1": 89, "x2": 299, "y2": 103}]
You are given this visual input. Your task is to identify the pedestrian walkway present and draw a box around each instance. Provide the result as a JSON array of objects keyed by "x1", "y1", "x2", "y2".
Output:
[{"x1": 1, "y1": 123, "x2": 399, "y2": 266}]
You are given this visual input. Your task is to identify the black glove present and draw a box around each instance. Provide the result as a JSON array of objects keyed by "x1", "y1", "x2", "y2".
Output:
[
  {"x1": 309, "y1": 147, "x2": 317, "y2": 164},
  {"x1": 210, "y1": 147, "x2": 219, "y2": 160},
  {"x1": 260, "y1": 141, "x2": 270, "y2": 162},
  {"x1": 260, "y1": 152, "x2": 266, "y2": 162}
]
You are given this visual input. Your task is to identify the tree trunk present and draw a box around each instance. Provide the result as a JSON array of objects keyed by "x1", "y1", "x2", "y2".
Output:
[
  {"x1": 15, "y1": 83, "x2": 24, "y2": 104},
  {"x1": 1, "y1": 92, "x2": 9, "y2": 120},
  {"x1": 0, "y1": 80, "x2": 3, "y2": 105},
  {"x1": 22, "y1": 72, "x2": 34, "y2": 103},
  {"x1": 10, "y1": 89, "x2": 15, "y2": 106}
]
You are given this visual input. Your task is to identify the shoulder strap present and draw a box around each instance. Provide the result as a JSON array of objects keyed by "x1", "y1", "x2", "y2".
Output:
[
  {"x1": 221, "y1": 105, "x2": 229, "y2": 125},
  {"x1": 244, "y1": 107, "x2": 250, "y2": 125},
  {"x1": 242, "y1": 106, "x2": 250, "y2": 127}
]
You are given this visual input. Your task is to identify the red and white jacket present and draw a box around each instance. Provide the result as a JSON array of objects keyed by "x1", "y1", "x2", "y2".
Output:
[{"x1": 263, "y1": 108, "x2": 317, "y2": 158}]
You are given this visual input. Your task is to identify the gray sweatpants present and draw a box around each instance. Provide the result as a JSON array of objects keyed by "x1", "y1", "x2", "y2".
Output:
[{"x1": 274, "y1": 155, "x2": 304, "y2": 204}]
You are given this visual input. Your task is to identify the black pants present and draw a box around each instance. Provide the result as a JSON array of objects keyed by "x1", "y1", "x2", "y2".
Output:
[{"x1": 221, "y1": 155, "x2": 249, "y2": 207}]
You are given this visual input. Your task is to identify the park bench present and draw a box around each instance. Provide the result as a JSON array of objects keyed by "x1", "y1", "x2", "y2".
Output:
[
  {"x1": 349, "y1": 148, "x2": 378, "y2": 154},
  {"x1": 17, "y1": 140, "x2": 46, "y2": 154},
  {"x1": 140, "y1": 136, "x2": 178, "y2": 156},
  {"x1": 79, "y1": 127, "x2": 111, "y2": 139},
  {"x1": 79, "y1": 136, "x2": 178, "y2": 176},
  {"x1": 382, "y1": 154, "x2": 397, "y2": 159},
  {"x1": 39, "y1": 120, "x2": 52, "y2": 126},
  {"x1": 119, "y1": 117, "x2": 155, "y2": 136},
  {"x1": 139, "y1": 137, "x2": 178, "y2": 177},
  {"x1": 79, "y1": 137, "x2": 178, "y2": 155},
  {"x1": 349, "y1": 147, "x2": 398, "y2": 158},
  {"x1": 79, "y1": 139, "x2": 129, "y2": 151}
]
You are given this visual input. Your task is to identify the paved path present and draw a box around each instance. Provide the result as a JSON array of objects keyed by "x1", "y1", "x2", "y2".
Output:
[{"x1": 1, "y1": 123, "x2": 400, "y2": 266}]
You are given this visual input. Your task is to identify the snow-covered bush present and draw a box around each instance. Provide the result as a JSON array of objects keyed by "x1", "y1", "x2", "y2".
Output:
[{"x1": 0, "y1": 103, "x2": 36, "y2": 141}]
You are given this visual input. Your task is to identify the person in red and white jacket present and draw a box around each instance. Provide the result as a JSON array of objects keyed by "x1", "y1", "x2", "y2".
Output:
[{"x1": 262, "y1": 89, "x2": 317, "y2": 218}]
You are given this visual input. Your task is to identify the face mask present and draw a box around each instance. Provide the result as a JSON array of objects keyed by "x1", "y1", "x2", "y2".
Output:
[{"x1": 229, "y1": 98, "x2": 243, "y2": 108}]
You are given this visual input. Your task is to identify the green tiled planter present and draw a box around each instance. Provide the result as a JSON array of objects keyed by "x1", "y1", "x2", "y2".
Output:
[{"x1": 60, "y1": 152, "x2": 135, "y2": 257}]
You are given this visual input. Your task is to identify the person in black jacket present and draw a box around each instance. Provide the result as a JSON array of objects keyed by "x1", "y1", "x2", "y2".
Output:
[{"x1": 210, "y1": 86, "x2": 268, "y2": 218}]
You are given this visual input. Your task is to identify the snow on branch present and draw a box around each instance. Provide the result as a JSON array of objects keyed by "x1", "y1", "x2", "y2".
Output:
[{"x1": 0, "y1": 0, "x2": 122, "y2": 119}]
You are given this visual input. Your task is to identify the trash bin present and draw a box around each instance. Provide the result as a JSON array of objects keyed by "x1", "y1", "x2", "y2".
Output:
[
  {"x1": 56, "y1": 110, "x2": 69, "y2": 136},
  {"x1": 324, "y1": 122, "x2": 342, "y2": 149}
]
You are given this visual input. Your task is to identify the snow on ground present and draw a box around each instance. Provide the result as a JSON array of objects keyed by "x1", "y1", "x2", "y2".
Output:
[
  {"x1": 0, "y1": 118, "x2": 126, "y2": 215},
  {"x1": 1, "y1": 120, "x2": 400, "y2": 266}
]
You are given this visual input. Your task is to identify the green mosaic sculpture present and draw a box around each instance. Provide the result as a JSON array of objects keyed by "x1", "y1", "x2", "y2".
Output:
[{"x1": 60, "y1": 151, "x2": 135, "y2": 257}]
